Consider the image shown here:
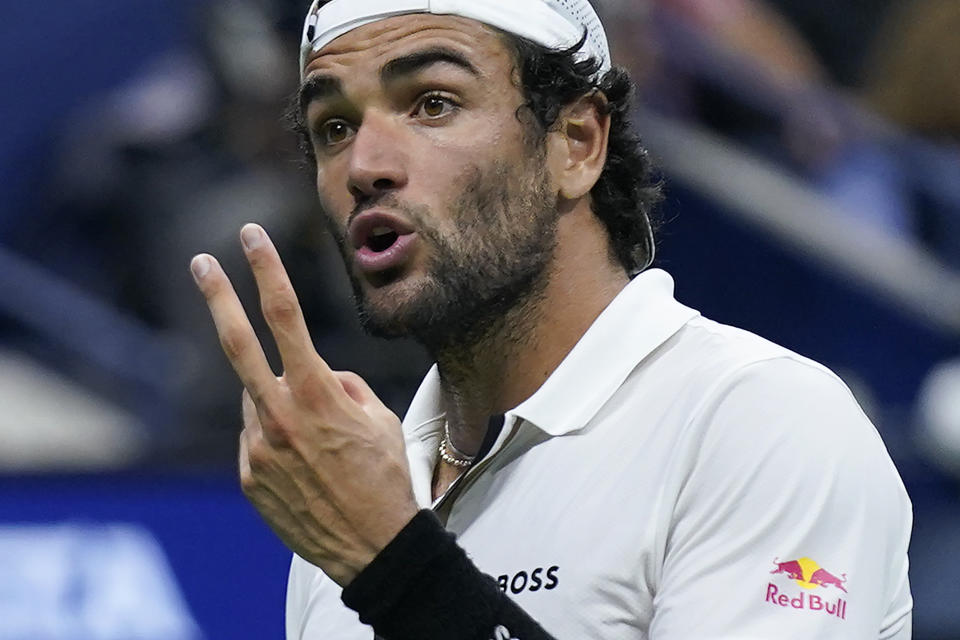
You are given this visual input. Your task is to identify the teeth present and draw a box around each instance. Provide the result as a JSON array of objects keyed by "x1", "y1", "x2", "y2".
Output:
[{"x1": 371, "y1": 227, "x2": 393, "y2": 237}]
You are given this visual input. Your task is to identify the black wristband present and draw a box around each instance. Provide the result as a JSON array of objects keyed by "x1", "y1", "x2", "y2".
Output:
[{"x1": 342, "y1": 509, "x2": 555, "y2": 640}]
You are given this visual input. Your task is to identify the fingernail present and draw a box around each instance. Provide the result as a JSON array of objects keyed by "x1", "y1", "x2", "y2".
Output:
[
  {"x1": 241, "y1": 224, "x2": 264, "y2": 250},
  {"x1": 190, "y1": 254, "x2": 211, "y2": 282}
]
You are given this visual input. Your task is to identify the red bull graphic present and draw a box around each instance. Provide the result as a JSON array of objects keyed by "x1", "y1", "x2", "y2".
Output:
[
  {"x1": 766, "y1": 557, "x2": 848, "y2": 620},
  {"x1": 770, "y1": 557, "x2": 847, "y2": 592},
  {"x1": 808, "y1": 567, "x2": 848, "y2": 592},
  {"x1": 770, "y1": 558, "x2": 805, "y2": 581}
]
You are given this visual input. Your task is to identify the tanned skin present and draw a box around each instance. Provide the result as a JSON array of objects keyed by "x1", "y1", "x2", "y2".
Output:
[{"x1": 191, "y1": 14, "x2": 626, "y2": 587}]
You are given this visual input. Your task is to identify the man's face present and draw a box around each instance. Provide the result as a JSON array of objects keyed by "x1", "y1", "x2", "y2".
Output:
[{"x1": 300, "y1": 15, "x2": 560, "y2": 349}]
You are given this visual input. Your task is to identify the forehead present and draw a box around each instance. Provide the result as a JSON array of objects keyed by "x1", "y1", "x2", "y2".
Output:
[{"x1": 302, "y1": 14, "x2": 514, "y2": 79}]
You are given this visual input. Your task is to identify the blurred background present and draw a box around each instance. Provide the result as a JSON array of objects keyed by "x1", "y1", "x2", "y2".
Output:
[{"x1": 1, "y1": 0, "x2": 958, "y2": 637}]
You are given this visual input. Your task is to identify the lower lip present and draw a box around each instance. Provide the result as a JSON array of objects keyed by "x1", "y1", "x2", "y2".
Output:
[{"x1": 354, "y1": 233, "x2": 418, "y2": 273}]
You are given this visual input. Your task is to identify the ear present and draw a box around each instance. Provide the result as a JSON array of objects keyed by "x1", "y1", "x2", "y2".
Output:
[{"x1": 547, "y1": 92, "x2": 611, "y2": 201}]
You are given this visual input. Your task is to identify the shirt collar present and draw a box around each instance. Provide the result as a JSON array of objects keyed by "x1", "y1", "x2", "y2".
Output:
[{"x1": 402, "y1": 269, "x2": 699, "y2": 438}]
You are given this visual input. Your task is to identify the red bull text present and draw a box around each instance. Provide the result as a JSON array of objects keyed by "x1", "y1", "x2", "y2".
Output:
[
  {"x1": 765, "y1": 583, "x2": 847, "y2": 619},
  {"x1": 766, "y1": 557, "x2": 848, "y2": 620}
]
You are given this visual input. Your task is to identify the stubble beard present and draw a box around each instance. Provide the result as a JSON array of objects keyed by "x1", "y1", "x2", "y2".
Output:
[{"x1": 328, "y1": 149, "x2": 559, "y2": 357}]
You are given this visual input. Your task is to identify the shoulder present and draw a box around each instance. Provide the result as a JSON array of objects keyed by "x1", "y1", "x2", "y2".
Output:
[
  {"x1": 649, "y1": 322, "x2": 912, "y2": 636},
  {"x1": 640, "y1": 315, "x2": 911, "y2": 546},
  {"x1": 660, "y1": 318, "x2": 893, "y2": 481},
  {"x1": 629, "y1": 314, "x2": 868, "y2": 441},
  {"x1": 666, "y1": 315, "x2": 831, "y2": 380}
]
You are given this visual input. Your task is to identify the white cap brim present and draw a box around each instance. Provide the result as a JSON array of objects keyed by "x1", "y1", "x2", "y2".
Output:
[{"x1": 299, "y1": 0, "x2": 611, "y2": 79}]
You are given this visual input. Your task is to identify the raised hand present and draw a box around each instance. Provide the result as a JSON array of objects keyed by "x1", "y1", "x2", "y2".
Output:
[{"x1": 191, "y1": 223, "x2": 419, "y2": 586}]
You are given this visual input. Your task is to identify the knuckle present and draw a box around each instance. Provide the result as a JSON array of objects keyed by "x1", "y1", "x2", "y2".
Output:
[
  {"x1": 245, "y1": 384, "x2": 269, "y2": 409},
  {"x1": 290, "y1": 369, "x2": 325, "y2": 400},
  {"x1": 246, "y1": 441, "x2": 271, "y2": 473},
  {"x1": 219, "y1": 329, "x2": 247, "y2": 361},
  {"x1": 262, "y1": 291, "x2": 299, "y2": 325},
  {"x1": 241, "y1": 391, "x2": 260, "y2": 424},
  {"x1": 239, "y1": 469, "x2": 259, "y2": 495},
  {"x1": 257, "y1": 403, "x2": 293, "y2": 447},
  {"x1": 257, "y1": 399, "x2": 282, "y2": 429},
  {"x1": 374, "y1": 406, "x2": 400, "y2": 426},
  {"x1": 336, "y1": 370, "x2": 364, "y2": 388},
  {"x1": 335, "y1": 369, "x2": 359, "y2": 382},
  {"x1": 263, "y1": 420, "x2": 291, "y2": 448},
  {"x1": 250, "y1": 380, "x2": 277, "y2": 406}
]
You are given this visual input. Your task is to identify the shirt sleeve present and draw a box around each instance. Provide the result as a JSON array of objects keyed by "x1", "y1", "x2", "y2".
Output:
[
  {"x1": 650, "y1": 357, "x2": 912, "y2": 639},
  {"x1": 286, "y1": 553, "x2": 372, "y2": 640}
]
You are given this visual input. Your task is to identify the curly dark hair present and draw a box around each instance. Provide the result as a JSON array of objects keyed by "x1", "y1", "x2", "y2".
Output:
[
  {"x1": 289, "y1": 30, "x2": 662, "y2": 275},
  {"x1": 502, "y1": 33, "x2": 662, "y2": 275}
]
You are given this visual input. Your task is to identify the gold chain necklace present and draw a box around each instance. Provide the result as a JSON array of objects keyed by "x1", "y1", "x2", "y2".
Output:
[{"x1": 438, "y1": 421, "x2": 475, "y2": 468}]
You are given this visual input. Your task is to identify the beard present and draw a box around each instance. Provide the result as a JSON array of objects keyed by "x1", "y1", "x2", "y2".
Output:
[{"x1": 325, "y1": 148, "x2": 559, "y2": 354}]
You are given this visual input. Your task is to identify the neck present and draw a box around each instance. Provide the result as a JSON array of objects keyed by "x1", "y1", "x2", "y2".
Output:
[{"x1": 433, "y1": 206, "x2": 629, "y2": 454}]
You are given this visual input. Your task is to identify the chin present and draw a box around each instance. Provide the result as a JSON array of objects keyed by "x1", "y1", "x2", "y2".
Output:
[
  {"x1": 352, "y1": 275, "x2": 434, "y2": 339},
  {"x1": 356, "y1": 301, "x2": 419, "y2": 340}
]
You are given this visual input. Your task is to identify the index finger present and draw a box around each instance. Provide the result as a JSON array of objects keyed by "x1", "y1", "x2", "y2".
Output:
[
  {"x1": 191, "y1": 253, "x2": 276, "y2": 400},
  {"x1": 239, "y1": 223, "x2": 335, "y2": 386}
]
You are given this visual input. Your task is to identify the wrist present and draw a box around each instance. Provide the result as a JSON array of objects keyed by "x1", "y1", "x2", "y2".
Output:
[{"x1": 333, "y1": 503, "x2": 420, "y2": 587}]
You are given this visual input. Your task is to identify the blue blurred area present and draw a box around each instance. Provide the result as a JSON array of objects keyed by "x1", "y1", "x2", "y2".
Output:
[
  {"x1": 661, "y1": 184, "x2": 957, "y2": 408},
  {"x1": 0, "y1": 471, "x2": 290, "y2": 639},
  {"x1": 0, "y1": 0, "x2": 200, "y2": 236}
]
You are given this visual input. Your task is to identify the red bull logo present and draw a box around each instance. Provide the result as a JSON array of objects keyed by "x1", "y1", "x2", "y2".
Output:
[
  {"x1": 770, "y1": 557, "x2": 847, "y2": 592},
  {"x1": 766, "y1": 557, "x2": 848, "y2": 620}
]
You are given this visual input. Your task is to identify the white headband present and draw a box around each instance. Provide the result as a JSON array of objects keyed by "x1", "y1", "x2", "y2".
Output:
[{"x1": 299, "y1": 0, "x2": 611, "y2": 79}]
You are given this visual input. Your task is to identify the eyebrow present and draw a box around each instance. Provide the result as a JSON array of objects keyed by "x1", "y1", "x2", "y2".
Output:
[
  {"x1": 380, "y1": 47, "x2": 480, "y2": 84},
  {"x1": 298, "y1": 75, "x2": 344, "y2": 114},
  {"x1": 298, "y1": 47, "x2": 480, "y2": 112}
]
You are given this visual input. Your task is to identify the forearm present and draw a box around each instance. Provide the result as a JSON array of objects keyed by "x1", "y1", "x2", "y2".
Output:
[{"x1": 341, "y1": 510, "x2": 556, "y2": 640}]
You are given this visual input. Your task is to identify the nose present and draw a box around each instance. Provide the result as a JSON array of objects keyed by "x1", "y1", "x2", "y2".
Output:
[{"x1": 346, "y1": 111, "x2": 408, "y2": 203}]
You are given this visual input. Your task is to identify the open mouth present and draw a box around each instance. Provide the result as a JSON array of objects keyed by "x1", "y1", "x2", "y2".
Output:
[
  {"x1": 348, "y1": 211, "x2": 417, "y2": 272},
  {"x1": 349, "y1": 212, "x2": 415, "y2": 253},
  {"x1": 366, "y1": 226, "x2": 400, "y2": 253}
]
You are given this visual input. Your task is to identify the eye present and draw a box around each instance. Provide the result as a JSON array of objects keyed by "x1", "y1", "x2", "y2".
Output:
[
  {"x1": 414, "y1": 93, "x2": 457, "y2": 119},
  {"x1": 316, "y1": 119, "x2": 355, "y2": 146}
]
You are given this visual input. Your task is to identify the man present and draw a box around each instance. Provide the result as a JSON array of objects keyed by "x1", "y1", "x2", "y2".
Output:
[{"x1": 190, "y1": 1, "x2": 912, "y2": 638}]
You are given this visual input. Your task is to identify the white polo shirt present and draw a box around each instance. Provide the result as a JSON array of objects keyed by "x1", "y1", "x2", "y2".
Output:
[{"x1": 286, "y1": 269, "x2": 912, "y2": 639}]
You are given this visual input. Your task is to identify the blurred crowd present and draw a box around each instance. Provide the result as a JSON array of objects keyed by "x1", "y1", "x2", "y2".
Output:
[
  {"x1": 1, "y1": 0, "x2": 959, "y2": 469},
  {"x1": 604, "y1": 0, "x2": 960, "y2": 261}
]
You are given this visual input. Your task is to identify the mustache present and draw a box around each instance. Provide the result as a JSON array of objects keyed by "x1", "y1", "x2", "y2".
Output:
[{"x1": 346, "y1": 194, "x2": 413, "y2": 230}]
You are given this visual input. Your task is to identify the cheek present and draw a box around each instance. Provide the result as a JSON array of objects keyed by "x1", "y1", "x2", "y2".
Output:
[
  {"x1": 411, "y1": 107, "x2": 520, "y2": 183},
  {"x1": 410, "y1": 128, "x2": 509, "y2": 197},
  {"x1": 415, "y1": 151, "x2": 472, "y2": 196},
  {"x1": 315, "y1": 166, "x2": 350, "y2": 225}
]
